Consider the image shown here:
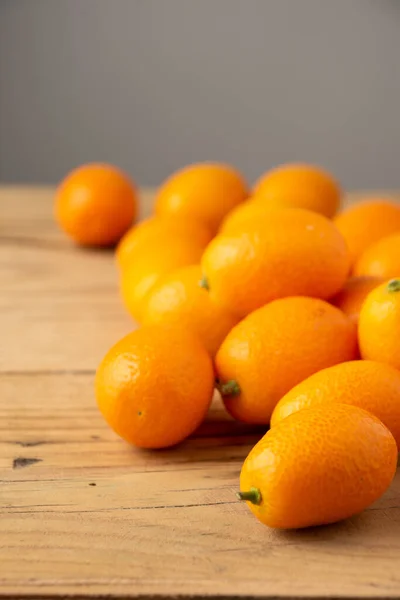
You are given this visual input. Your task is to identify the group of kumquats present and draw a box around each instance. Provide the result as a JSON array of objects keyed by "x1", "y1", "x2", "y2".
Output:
[{"x1": 55, "y1": 161, "x2": 400, "y2": 530}]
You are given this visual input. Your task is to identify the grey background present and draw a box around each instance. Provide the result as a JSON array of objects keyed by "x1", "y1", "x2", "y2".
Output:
[{"x1": 0, "y1": 0, "x2": 399, "y2": 189}]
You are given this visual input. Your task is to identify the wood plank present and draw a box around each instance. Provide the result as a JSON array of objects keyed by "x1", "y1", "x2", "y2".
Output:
[
  {"x1": 0, "y1": 242, "x2": 132, "y2": 372},
  {"x1": 2, "y1": 186, "x2": 400, "y2": 599},
  {"x1": 0, "y1": 187, "x2": 152, "y2": 372},
  {"x1": 2, "y1": 372, "x2": 400, "y2": 599}
]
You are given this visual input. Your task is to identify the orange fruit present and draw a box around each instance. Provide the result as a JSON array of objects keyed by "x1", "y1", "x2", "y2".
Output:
[
  {"x1": 253, "y1": 163, "x2": 341, "y2": 218},
  {"x1": 142, "y1": 265, "x2": 239, "y2": 357},
  {"x1": 95, "y1": 325, "x2": 214, "y2": 448},
  {"x1": 117, "y1": 216, "x2": 212, "y2": 269},
  {"x1": 219, "y1": 200, "x2": 276, "y2": 235},
  {"x1": 216, "y1": 297, "x2": 357, "y2": 424},
  {"x1": 120, "y1": 235, "x2": 210, "y2": 322},
  {"x1": 55, "y1": 163, "x2": 137, "y2": 247},
  {"x1": 155, "y1": 163, "x2": 248, "y2": 233},
  {"x1": 359, "y1": 279, "x2": 400, "y2": 370},
  {"x1": 271, "y1": 360, "x2": 400, "y2": 447},
  {"x1": 202, "y1": 208, "x2": 350, "y2": 318},
  {"x1": 354, "y1": 233, "x2": 400, "y2": 279},
  {"x1": 330, "y1": 275, "x2": 383, "y2": 322},
  {"x1": 238, "y1": 404, "x2": 397, "y2": 529},
  {"x1": 334, "y1": 199, "x2": 400, "y2": 265}
]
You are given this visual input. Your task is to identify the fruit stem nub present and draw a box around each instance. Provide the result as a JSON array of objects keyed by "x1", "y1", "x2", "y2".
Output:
[
  {"x1": 387, "y1": 279, "x2": 400, "y2": 293},
  {"x1": 237, "y1": 487, "x2": 262, "y2": 505},
  {"x1": 199, "y1": 276, "x2": 210, "y2": 290},
  {"x1": 217, "y1": 379, "x2": 241, "y2": 397}
]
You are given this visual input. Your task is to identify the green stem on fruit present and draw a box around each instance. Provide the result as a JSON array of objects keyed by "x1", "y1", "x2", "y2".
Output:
[
  {"x1": 217, "y1": 379, "x2": 241, "y2": 397},
  {"x1": 387, "y1": 279, "x2": 400, "y2": 293},
  {"x1": 199, "y1": 276, "x2": 210, "y2": 291},
  {"x1": 237, "y1": 487, "x2": 262, "y2": 505}
]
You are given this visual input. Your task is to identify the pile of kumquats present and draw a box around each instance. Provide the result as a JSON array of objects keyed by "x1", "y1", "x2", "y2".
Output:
[{"x1": 55, "y1": 162, "x2": 400, "y2": 530}]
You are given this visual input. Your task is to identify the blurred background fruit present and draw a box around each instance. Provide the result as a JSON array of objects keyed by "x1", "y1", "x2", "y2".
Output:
[
  {"x1": 354, "y1": 233, "x2": 400, "y2": 279},
  {"x1": 253, "y1": 163, "x2": 341, "y2": 217},
  {"x1": 116, "y1": 215, "x2": 212, "y2": 269},
  {"x1": 330, "y1": 275, "x2": 383, "y2": 322},
  {"x1": 142, "y1": 265, "x2": 239, "y2": 357},
  {"x1": 120, "y1": 234, "x2": 209, "y2": 322},
  {"x1": 334, "y1": 199, "x2": 400, "y2": 265},
  {"x1": 155, "y1": 163, "x2": 248, "y2": 233},
  {"x1": 55, "y1": 163, "x2": 137, "y2": 247},
  {"x1": 219, "y1": 201, "x2": 276, "y2": 235}
]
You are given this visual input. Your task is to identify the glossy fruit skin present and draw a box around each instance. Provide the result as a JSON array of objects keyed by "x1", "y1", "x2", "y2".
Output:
[
  {"x1": 202, "y1": 208, "x2": 350, "y2": 318},
  {"x1": 155, "y1": 163, "x2": 248, "y2": 233},
  {"x1": 55, "y1": 163, "x2": 137, "y2": 247},
  {"x1": 219, "y1": 200, "x2": 277, "y2": 235},
  {"x1": 240, "y1": 404, "x2": 397, "y2": 529},
  {"x1": 330, "y1": 276, "x2": 383, "y2": 322},
  {"x1": 354, "y1": 233, "x2": 400, "y2": 279},
  {"x1": 116, "y1": 216, "x2": 212, "y2": 269},
  {"x1": 216, "y1": 297, "x2": 357, "y2": 424},
  {"x1": 359, "y1": 280, "x2": 400, "y2": 370},
  {"x1": 95, "y1": 325, "x2": 214, "y2": 449},
  {"x1": 334, "y1": 199, "x2": 400, "y2": 265},
  {"x1": 142, "y1": 265, "x2": 239, "y2": 357},
  {"x1": 253, "y1": 163, "x2": 341, "y2": 218},
  {"x1": 120, "y1": 235, "x2": 209, "y2": 322},
  {"x1": 271, "y1": 360, "x2": 400, "y2": 448}
]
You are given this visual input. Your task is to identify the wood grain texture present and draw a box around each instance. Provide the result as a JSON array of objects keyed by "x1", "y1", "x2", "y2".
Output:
[{"x1": 2, "y1": 186, "x2": 400, "y2": 599}]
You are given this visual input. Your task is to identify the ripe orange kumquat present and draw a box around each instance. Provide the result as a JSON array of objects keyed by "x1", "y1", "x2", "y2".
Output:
[
  {"x1": 120, "y1": 230, "x2": 211, "y2": 322},
  {"x1": 155, "y1": 162, "x2": 249, "y2": 233},
  {"x1": 55, "y1": 163, "x2": 137, "y2": 247},
  {"x1": 142, "y1": 265, "x2": 239, "y2": 357},
  {"x1": 271, "y1": 360, "x2": 400, "y2": 448},
  {"x1": 330, "y1": 276, "x2": 383, "y2": 323},
  {"x1": 354, "y1": 233, "x2": 400, "y2": 279},
  {"x1": 253, "y1": 163, "x2": 341, "y2": 218},
  {"x1": 116, "y1": 215, "x2": 212, "y2": 269},
  {"x1": 216, "y1": 296, "x2": 357, "y2": 424},
  {"x1": 95, "y1": 325, "x2": 214, "y2": 449},
  {"x1": 334, "y1": 199, "x2": 400, "y2": 265},
  {"x1": 358, "y1": 279, "x2": 400, "y2": 370},
  {"x1": 239, "y1": 404, "x2": 397, "y2": 529},
  {"x1": 202, "y1": 208, "x2": 350, "y2": 318}
]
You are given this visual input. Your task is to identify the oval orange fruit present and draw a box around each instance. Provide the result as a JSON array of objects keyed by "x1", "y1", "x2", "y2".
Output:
[
  {"x1": 239, "y1": 404, "x2": 397, "y2": 529},
  {"x1": 354, "y1": 233, "x2": 400, "y2": 279},
  {"x1": 120, "y1": 235, "x2": 210, "y2": 322},
  {"x1": 155, "y1": 163, "x2": 248, "y2": 233},
  {"x1": 202, "y1": 208, "x2": 350, "y2": 318},
  {"x1": 55, "y1": 163, "x2": 137, "y2": 247},
  {"x1": 219, "y1": 200, "x2": 276, "y2": 235},
  {"x1": 334, "y1": 199, "x2": 400, "y2": 265},
  {"x1": 253, "y1": 163, "x2": 341, "y2": 218},
  {"x1": 117, "y1": 215, "x2": 212, "y2": 269},
  {"x1": 95, "y1": 325, "x2": 214, "y2": 448},
  {"x1": 216, "y1": 297, "x2": 357, "y2": 424},
  {"x1": 271, "y1": 360, "x2": 400, "y2": 447},
  {"x1": 359, "y1": 279, "x2": 400, "y2": 370},
  {"x1": 142, "y1": 265, "x2": 239, "y2": 357},
  {"x1": 330, "y1": 275, "x2": 383, "y2": 322}
]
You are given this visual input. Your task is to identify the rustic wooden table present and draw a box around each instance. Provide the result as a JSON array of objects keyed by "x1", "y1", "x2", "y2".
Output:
[{"x1": 2, "y1": 186, "x2": 400, "y2": 600}]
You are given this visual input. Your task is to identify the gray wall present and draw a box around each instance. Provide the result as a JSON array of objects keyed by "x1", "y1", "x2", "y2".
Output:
[{"x1": 0, "y1": 0, "x2": 399, "y2": 189}]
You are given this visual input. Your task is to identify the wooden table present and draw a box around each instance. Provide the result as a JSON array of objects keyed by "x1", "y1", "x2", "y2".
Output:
[{"x1": 2, "y1": 186, "x2": 400, "y2": 600}]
